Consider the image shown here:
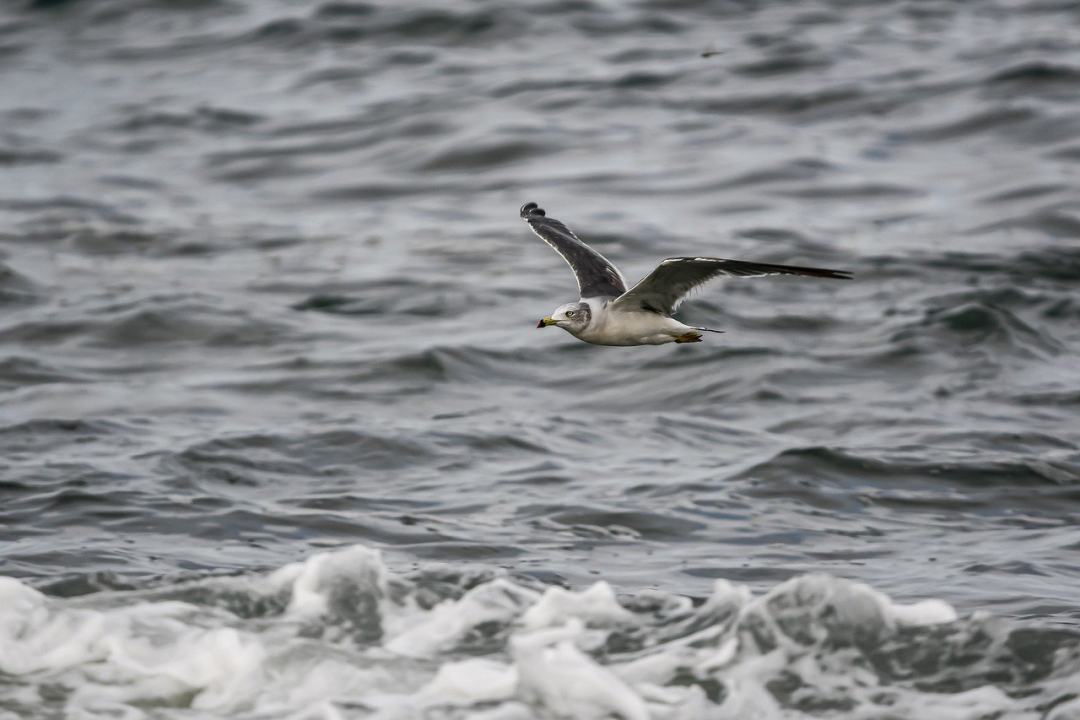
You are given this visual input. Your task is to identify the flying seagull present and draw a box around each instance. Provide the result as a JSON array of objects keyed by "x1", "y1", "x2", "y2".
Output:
[{"x1": 522, "y1": 202, "x2": 851, "y2": 346}]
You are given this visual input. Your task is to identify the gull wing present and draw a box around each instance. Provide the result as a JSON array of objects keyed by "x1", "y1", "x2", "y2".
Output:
[
  {"x1": 520, "y1": 202, "x2": 627, "y2": 299},
  {"x1": 612, "y1": 257, "x2": 852, "y2": 316}
]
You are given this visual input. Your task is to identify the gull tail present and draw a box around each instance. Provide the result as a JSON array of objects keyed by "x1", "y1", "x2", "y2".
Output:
[{"x1": 695, "y1": 327, "x2": 725, "y2": 334}]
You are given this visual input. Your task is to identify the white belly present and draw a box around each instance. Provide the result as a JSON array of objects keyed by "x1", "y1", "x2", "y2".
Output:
[{"x1": 573, "y1": 308, "x2": 692, "y2": 346}]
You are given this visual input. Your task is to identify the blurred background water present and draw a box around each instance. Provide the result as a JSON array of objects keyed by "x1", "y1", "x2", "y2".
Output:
[{"x1": 2, "y1": 0, "x2": 1080, "y2": 717}]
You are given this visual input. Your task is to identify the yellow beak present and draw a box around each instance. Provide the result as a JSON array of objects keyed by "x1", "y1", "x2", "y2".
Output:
[{"x1": 537, "y1": 316, "x2": 556, "y2": 328}]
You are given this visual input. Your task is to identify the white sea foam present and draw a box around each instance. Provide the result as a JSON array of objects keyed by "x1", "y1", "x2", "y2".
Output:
[{"x1": 0, "y1": 545, "x2": 1077, "y2": 719}]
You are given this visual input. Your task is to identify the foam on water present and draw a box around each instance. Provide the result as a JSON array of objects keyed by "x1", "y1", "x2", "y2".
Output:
[{"x1": 1, "y1": 545, "x2": 1077, "y2": 720}]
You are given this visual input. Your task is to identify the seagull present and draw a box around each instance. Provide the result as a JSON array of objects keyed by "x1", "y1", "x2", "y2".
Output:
[{"x1": 521, "y1": 202, "x2": 851, "y2": 346}]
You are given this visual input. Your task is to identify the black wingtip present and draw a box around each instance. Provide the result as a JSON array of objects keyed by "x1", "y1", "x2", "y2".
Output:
[
  {"x1": 796, "y1": 268, "x2": 853, "y2": 280},
  {"x1": 519, "y1": 202, "x2": 545, "y2": 219}
]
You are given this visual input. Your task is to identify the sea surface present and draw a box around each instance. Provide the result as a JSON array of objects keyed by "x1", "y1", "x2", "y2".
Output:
[{"x1": 2, "y1": 0, "x2": 1080, "y2": 717}]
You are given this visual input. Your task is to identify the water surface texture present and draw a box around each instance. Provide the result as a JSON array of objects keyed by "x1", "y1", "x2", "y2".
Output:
[{"x1": 2, "y1": 0, "x2": 1080, "y2": 717}]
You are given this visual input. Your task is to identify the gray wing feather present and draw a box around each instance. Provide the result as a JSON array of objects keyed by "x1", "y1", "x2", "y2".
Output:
[
  {"x1": 612, "y1": 257, "x2": 852, "y2": 315},
  {"x1": 520, "y1": 202, "x2": 627, "y2": 299}
]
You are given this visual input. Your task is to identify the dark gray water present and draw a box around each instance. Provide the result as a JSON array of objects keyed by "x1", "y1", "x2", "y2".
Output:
[{"x1": 2, "y1": 0, "x2": 1080, "y2": 717}]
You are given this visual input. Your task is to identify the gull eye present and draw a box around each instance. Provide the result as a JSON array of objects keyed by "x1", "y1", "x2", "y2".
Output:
[{"x1": 565, "y1": 310, "x2": 576, "y2": 318}]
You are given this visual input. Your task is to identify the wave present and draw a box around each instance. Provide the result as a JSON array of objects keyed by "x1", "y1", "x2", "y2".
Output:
[
  {"x1": 733, "y1": 444, "x2": 1080, "y2": 492},
  {"x1": 0, "y1": 260, "x2": 39, "y2": 305},
  {"x1": 0, "y1": 297, "x2": 296, "y2": 349},
  {"x1": 888, "y1": 295, "x2": 1064, "y2": 359},
  {"x1": 0, "y1": 355, "x2": 86, "y2": 391},
  {"x1": 247, "y1": 4, "x2": 512, "y2": 49},
  {"x1": 0, "y1": 544, "x2": 1076, "y2": 719},
  {"x1": 871, "y1": 247, "x2": 1080, "y2": 283}
]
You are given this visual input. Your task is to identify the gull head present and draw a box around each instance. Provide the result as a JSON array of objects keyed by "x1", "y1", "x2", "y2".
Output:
[{"x1": 538, "y1": 302, "x2": 591, "y2": 332}]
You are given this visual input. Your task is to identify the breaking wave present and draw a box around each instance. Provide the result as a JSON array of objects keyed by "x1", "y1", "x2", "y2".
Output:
[{"x1": 2, "y1": 545, "x2": 1079, "y2": 719}]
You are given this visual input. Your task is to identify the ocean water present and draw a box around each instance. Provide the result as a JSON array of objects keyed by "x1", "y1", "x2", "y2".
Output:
[{"x1": 2, "y1": 0, "x2": 1080, "y2": 717}]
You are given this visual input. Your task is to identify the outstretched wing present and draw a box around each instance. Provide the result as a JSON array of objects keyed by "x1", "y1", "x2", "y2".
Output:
[
  {"x1": 520, "y1": 202, "x2": 627, "y2": 299},
  {"x1": 612, "y1": 257, "x2": 852, "y2": 316}
]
